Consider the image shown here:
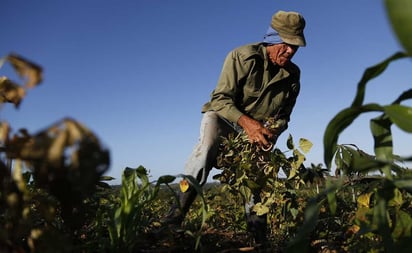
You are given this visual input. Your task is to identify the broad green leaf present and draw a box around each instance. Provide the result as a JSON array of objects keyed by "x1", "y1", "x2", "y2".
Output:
[
  {"x1": 156, "y1": 175, "x2": 176, "y2": 184},
  {"x1": 324, "y1": 103, "x2": 383, "y2": 168},
  {"x1": 384, "y1": 104, "x2": 412, "y2": 133},
  {"x1": 393, "y1": 178, "x2": 412, "y2": 193},
  {"x1": 392, "y1": 210, "x2": 412, "y2": 238},
  {"x1": 326, "y1": 180, "x2": 338, "y2": 215},
  {"x1": 385, "y1": 0, "x2": 412, "y2": 55},
  {"x1": 373, "y1": 187, "x2": 394, "y2": 250},
  {"x1": 370, "y1": 115, "x2": 393, "y2": 161}
]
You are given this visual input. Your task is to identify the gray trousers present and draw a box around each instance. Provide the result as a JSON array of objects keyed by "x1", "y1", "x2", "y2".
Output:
[{"x1": 183, "y1": 111, "x2": 236, "y2": 186}]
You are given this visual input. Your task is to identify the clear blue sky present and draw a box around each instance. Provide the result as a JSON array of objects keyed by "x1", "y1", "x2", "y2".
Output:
[{"x1": 2, "y1": 0, "x2": 411, "y2": 185}]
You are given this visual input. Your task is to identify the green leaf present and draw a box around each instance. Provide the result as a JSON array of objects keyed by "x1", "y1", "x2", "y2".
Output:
[
  {"x1": 388, "y1": 188, "x2": 403, "y2": 207},
  {"x1": 286, "y1": 134, "x2": 294, "y2": 150},
  {"x1": 323, "y1": 103, "x2": 383, "y2": 168},
  {"x1": 100, "y1": 175, "x2": 116, "y2": 181},
  {"x1": 244, "y1": 179, "x2": 261, "y2": 190},
  {"x1": 385, "y1": 104, "x2": 412, "y2": 133},
  {"x1": 326, "y1": 179, "x2": 341, "y2": 215},
  {"x1": 370, "y1": 115, "x2": 393, "y2": 161},
  {"x1": 156, "y1": 175, "x2": 176, "y2": 184},
  {"x1": 393, "y1": 178, "x2": 412, "y2": 193},
  {"x1": 351, "y1": 52, "x2": 408, "y2": 107},
  {"x1": 385, "y1": 0, "x2": 412, "y2": 55},
  {"x1": 392, "y1": 210, "x2": 412, "y2": 239}
]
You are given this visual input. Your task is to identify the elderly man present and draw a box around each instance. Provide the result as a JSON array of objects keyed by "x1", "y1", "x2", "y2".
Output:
[{"x1": 163, "y1": 10, "x2": 306, "y2": 245}]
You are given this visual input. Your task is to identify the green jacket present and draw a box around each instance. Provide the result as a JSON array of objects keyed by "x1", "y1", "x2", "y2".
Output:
[{"x1": 202, "y1": 42, "x2": 301, "y2": 133}]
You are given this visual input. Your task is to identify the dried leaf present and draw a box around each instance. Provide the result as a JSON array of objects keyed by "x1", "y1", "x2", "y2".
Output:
[
  {"x1": 0, "y1": 121, "x2": 10, "y2": 145},
  {"x1": 0, "y1": 76, "x2": 26, "y2": 107},
  {"x1": 47, "y1": 130, "x2": 67, "y2": 167},
  {"x1": 7, "y1": 53, "x2": 43, "y2": 88},
  {"x1": 65, "y1": 119, "x2": 84, "y2": 145}
]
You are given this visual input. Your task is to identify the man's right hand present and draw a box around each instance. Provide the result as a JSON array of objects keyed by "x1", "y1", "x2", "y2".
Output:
[{"x1": 237, "y1": 115, "x2": 275, "y2": 148}]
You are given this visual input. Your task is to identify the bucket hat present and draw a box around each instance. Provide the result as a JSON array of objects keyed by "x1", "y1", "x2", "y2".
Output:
[{"x1": 271, "y1": 10, "x2": 306, "y2": 47}]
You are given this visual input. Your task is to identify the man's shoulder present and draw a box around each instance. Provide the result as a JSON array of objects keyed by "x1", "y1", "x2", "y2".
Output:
[
  {"x1": 230, "y1": 42, "x2": 264, "y2": 60},
  {"x1": 232, "y1": 42, "x2": 262, "y2": 52}
]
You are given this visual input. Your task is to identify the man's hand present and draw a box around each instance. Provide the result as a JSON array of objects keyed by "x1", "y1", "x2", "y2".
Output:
[{"x1": 237, "y1": 115, "x2": 277, "y2": 148}]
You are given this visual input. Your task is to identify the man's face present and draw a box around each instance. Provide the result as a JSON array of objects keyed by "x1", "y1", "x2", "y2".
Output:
[{"x1": 268, "y1": 43, "x2": 299, "y2": 67}]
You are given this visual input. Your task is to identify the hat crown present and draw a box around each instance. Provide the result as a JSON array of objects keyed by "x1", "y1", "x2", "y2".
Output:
[{"x1": 271, "y1": 10, "x2": 306, "y2": 46}]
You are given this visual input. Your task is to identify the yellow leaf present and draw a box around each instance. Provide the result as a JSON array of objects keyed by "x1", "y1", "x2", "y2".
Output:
[
  {"x1": 180, "y1": 179, "x2": 189, "y2": 192},
  {"x1": 299, "y1": 138, "x2": 313, "y2": 154},
  {"x1": 346, "y1": 224, "x2": 360, "y2": 236},
  {"x1": 357, "y1": 192, "x2": 372, "y2": 208}
]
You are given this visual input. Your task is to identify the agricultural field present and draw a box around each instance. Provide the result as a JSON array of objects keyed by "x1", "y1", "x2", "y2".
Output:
[{"x1": 2, "y1": 1, "x2": 412, "y2": 252}]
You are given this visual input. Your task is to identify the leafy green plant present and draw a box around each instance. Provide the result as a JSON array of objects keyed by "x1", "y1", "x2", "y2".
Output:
[
  {"x1": 287, "y1": 2, "x2": 412, "y2": 251},
  {"x1": 214, "y1": 127, "x2": 315, "y2": 241}
]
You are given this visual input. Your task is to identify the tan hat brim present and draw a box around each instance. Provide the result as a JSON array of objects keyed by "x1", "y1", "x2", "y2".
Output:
[{"x1": 278, "y1": 33, "x2": 306, "y2": 47}]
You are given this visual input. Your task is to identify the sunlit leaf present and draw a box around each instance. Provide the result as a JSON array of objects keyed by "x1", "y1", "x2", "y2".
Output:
[
  {"x1": 7, "y1": 53, "x2": 43, "y2": 88},
  {"x1": 388, "y1": 188, "x2": 403, "y2": 207},
  {"x1": 179, "y1": 179, "x2": 189, "y2": 193},
  {"x1": 385, "y1": 0, "x2": 412, "y2": 55},
  {"x1": 323, "y1": 103, "x2": 382, "y2": 168},
  {"x1": 252, "y1": 203, "x2": 269, "y2": 216},
  {"x1": 384, "y1": 104, "x2": 412, "y2": 133},
  {"x1": 357, "y1": 192, "x2": 372, "y2": 208},
  {"x1": 299, "y1": 138, "x2": 313, "y2": 154}
]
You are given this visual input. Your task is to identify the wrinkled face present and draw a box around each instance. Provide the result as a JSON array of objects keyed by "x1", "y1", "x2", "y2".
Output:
[{"x1": 267, "y1": 43, "x2": 299, "y2": 67}]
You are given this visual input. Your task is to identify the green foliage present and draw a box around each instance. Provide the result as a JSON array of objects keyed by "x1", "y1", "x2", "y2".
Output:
[
  {"x1": 1, "y1": 2, "x2": 412, "y2": 252},
  {"x1": 385, "y1": 0, "x2": 412, "y2": 55},
  {"x1": 214, "y1": 128, "x2": 322, "y2": 242},
  {"x1": 105, "y1": 166, "x2": 159, "y2": 252}
]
